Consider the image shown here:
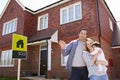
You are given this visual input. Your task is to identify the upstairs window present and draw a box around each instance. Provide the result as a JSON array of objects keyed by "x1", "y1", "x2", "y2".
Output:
[
  {"x1": 38, "y1": 14, "x2": 48, "y2": 30},
  {"x1": 60, "y1": 2, "x2": 82, "y2": 24},
  {"x1": 109, "y1": 18, "x2": 113, "y2": 31},
  {"x1": 0, "y1": 50, "x2": 14, "y2": 67},
  {"x1": 2, "y1": 18, "x2": 17, "y2": 35}
]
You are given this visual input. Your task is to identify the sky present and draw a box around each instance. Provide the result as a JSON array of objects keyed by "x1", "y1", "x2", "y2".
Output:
[{"x1": 0, "y1": 0, "x2": 120, "y2": 21}]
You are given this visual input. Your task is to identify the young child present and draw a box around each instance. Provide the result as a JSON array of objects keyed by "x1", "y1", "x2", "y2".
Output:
[{"x1": 90, "y1": 41, "x2": 108, "y2": 73}]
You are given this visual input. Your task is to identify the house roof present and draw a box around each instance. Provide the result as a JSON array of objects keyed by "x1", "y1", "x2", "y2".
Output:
[
  {"x1": 103, "y1": 0, "x2": 116, "y2": 22},
  {"x1": 111, "y1": 23, "x2": 120, "y2": 48},
  {"x1": 0, "y1": 0, "x2": 116, "y2": 21},
  {"x1": 24, "y1": 0, "x2": 69, "y2": 14},
  {"x1": 0, "y1": 0, "x2": 70, "y2": 18},
  {"x1": 28, "y1": 28, "x2": 57, "y2": 43}
]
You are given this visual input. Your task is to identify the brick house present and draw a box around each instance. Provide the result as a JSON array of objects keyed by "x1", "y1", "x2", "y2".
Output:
[{"x1": 0, "y1": 0, "x2": 119, "y2": 79}]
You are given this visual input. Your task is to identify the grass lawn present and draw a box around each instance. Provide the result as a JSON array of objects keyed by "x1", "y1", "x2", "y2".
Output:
[{"x1": 0, "y1": 77, "x2": 17, "y2": 80}]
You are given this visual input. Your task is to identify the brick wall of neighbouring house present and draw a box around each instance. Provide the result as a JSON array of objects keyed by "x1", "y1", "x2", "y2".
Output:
[
  {"x1": 0, "y1": 46, "x2": 18, "y2": 77},
  {"x1": 0, "y1": 0, "x2": 25, "y2": 48},
  {"x1": 0, "y1": 0, "x2": 25, "y2": 77}
]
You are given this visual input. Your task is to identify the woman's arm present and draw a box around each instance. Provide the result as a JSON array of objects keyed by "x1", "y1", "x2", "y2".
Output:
[
  {"x1": 96, "y1": 59, "x2": 108, "y2": 66},
  {"x1": 91, "y1": 49, "x2": 102, "y2": 66}
]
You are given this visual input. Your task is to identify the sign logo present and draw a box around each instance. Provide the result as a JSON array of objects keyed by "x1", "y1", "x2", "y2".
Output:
[{"x1": 12, "y1": 34, "x2": 27, "y2": 59}]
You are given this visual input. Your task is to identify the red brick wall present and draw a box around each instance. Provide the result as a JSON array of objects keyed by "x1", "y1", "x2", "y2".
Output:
[
  {"x1": 47, "y1": 43, "x2": 70, "y2": 79},
  {"x1": 0, "y1": 0, "x2": 25, "y2": 48},
  {"x1": 0, "y1": 0, "x2": 118, "y2": 79},
  {"x1": 112, "y1": 49, "x2": 120, "y2": 78},
  {"x1": 24, "y1": 11, "x2": 37, "y2": 37},
  {"x1": 21, "y1": 45, "x2": 39, "y2": 76},
  {"x1": 0, "y1": 0, "x2": 25, "y2": 77},
  {"x1": 98, "y1": 0, "x2": 116, "y2": 79}
]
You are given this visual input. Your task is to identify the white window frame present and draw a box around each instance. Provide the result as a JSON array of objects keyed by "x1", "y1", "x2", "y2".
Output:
[
  {"x1": 2, "y1": 18, "x2": 18, "y2": 35},
  {"x1": 61, "y1": 54, "x2": 69, "y2": 66},
  {"x1": 37, "y1": 14, "x2": 48, "y2": 31},
  {"x1": 0, "y1": 50, "x2": 14, "y2": 67},
  {"x1": 109, "y1": 18, "x2": 113, "y2": 31},
  {"x1": 60, "y1": 2, "x2": 82, "y2": 24}
]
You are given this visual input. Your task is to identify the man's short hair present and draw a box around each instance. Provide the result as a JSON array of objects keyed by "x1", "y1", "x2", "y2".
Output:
[{"x1": 79, "y1": 28, "x2": 87, "y2": 33}]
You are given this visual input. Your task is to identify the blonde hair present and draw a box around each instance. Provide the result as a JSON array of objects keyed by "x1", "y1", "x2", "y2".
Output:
[{"x1": 86, "y1": 38, "x2": 94, "y2": 52}]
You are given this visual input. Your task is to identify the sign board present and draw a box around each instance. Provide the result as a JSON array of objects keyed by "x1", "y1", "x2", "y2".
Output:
[{"x1": 12, "y1": 34, "x2": 27, "y2": 59}]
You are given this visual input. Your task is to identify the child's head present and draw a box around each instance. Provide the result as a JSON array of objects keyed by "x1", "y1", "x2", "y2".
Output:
[{"x1": 92, "y1": 41, "x2": 101, "y2": 48}]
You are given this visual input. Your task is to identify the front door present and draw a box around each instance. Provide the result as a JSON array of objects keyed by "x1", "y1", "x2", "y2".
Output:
[{"x1": 40, "y1": 50, "x2": 47, "y2": 75}]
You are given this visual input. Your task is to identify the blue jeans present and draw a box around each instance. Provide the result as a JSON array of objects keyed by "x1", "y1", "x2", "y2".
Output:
[
  {"x1": 70, "y1": 67, "x2": 88, "y2": 80},
  {"x1": 89, "y1": 74, "x2": 109, "y2": 80}
]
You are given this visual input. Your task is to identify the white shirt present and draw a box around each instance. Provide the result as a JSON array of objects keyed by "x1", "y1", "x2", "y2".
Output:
[
  {"x1": 72, "y1": 41, "x2": 86, "y2": 67},
  {"x1": 90, "y1": 47, "x2": 108, "y2": 72},
  {"x1": 83, "y1": 51, "x2": 107, "y2": 77}
]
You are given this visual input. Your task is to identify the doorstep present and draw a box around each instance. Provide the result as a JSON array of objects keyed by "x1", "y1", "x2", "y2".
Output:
[{"x1": 21, "y1": 76, "x2": 61, "y2": 80}]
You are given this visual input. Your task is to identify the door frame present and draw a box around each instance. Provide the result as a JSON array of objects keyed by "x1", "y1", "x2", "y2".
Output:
[
  {"x1": 38, "y1": 43, "x2": 47, "y2": 76},
  {"x1": 38, "y1": 40, "x2": 52, "y2": 76}
]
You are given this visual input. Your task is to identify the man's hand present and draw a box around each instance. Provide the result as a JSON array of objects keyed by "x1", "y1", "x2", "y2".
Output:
[{"x1": 58, "y1": 40, "x2": 66, "y2": 49}]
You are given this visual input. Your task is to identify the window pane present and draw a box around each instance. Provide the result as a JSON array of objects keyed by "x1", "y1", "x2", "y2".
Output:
[
  {"x1": 0, "y1": 50, "x2": 14, "y2": 67},
  {"x1": 39, "y1": 17, "x2": 43, "y2": 30},
  {"x1": 69, "y1": 6, "x2": 74, "y2": 22},
  {"x1": 12, "y1": 21, "x2": 15, "y2": 32},
  {"x1": 75, "y1": 4, "x2": 81, "y2": 20},
  {"x1": 2, "y1": 24, "x2": 6, "y2": 35},
  {"x1": 8, "y1": 23, "x2": 12, "y2": 33},
  {"x1": 109, "y1": 18, "x2": 113, "y2": 31},
  {"x1": 62, "y1": 9, "x2": 67, "y2": 24},
  {"x1": 2, "y1": 18, "x2": 17, "y2": 35},
  {"x1": 44, "y1": 15, "x2": 48, "y2": 29},
  {"x1": 14, "y1": 20, "x2": 17, "y2": 32},
  {"x1": 5, "y1": 24, "x2": 9, "y2": 34},
  {"x1": 1, "y1": 51, "x2": 4, "y2": 65}
]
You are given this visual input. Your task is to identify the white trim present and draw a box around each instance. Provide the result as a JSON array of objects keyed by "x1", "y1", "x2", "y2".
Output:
[
  {"x1": 0, "y1": 50, "x2": 14, "y2": 67},
  {"x1": 15, "y1": 0, "x2": 26, "y2": 11},
  {"x1": 2, "y1": 18, "x2": 18, "y2": 35},
  {"x1": 60, "y1": 1, "x2": 82, "y2": 25},
  {"x1": 111, "y1": 46, "x2": 120, "y2": 49},
  {"x1": 51, "y1": 30, "x2": 58, "y2": 43},
  {"x1": 38, "y1": 45, "x2": 40, "y2": 76},
  {"x1": 27, "y1": 40, "x2": 46, "y2": 45},
  {"x1": 0, "y1": 0, "x2": 69, "y2": 18},
  {"x1": 0, "y1": 0, "x2": 11, "y2": 19},
  {"x1": 33, "y1": 0, "x2": 70, "y2": 14},
  {"x1": 47, "y1": 40, "x2": 52, "y2": 71},
  {"x1": 109, "y1": 18, "x2": 113, "y2": 31},
  {"x1": 38, "y1": 42, "x2": 47, "y2": 76},
  {"x1": 37, "y1": 14, "x2": 48, "y2": 31},
  {"x1": 16, "y1": 0, "x2": 70, "y2": 15},
  {"x1": 0, "y1": 65, "x2": 14, "y2": 67}
]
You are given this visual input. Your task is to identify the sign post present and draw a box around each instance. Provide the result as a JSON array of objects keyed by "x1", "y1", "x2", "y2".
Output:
[{"x1": 12, "y1": 34, "x2": 27, "y2": 80}]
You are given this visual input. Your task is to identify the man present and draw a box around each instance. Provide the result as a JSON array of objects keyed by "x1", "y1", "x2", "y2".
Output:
[{"x1": 59, "y1": 29, "x2": 88, "y2": 80}]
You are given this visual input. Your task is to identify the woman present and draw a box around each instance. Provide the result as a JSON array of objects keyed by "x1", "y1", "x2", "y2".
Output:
[{"x1": 82, "y1": 39, "x2": 109, "y2": 80}]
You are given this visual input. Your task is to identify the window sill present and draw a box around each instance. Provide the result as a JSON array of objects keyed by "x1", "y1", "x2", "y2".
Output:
[{"x1": 0, "y1": 65, "x2": 14, "y2": 67}]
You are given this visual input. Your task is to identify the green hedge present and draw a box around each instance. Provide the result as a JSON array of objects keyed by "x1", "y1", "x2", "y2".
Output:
[{"x1": 0, "y1": 77, "x2": 17, "y2": 80}]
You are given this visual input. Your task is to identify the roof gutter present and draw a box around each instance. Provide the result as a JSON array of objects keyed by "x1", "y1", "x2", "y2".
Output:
[
  {"x1": 25, "y1": 0, "x2": 70, "y2": 14},
  {"x1": 96, "y1": 0, "x2": 101, "y2": 45}
]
